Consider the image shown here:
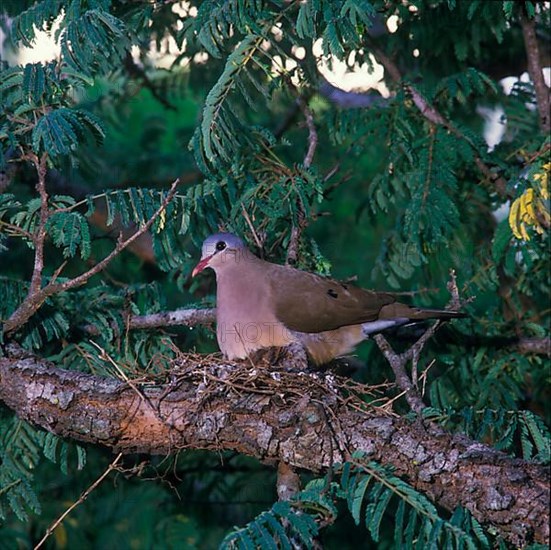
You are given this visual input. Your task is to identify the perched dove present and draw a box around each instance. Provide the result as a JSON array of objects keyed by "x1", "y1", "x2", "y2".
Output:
[{"x1": 192, "y1": 233, "x2": 464, "y2": 365}]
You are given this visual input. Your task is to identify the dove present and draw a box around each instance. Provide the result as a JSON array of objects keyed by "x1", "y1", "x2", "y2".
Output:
[{"x1": 192, "y1": 233, "x2": 464, "y2": 364}]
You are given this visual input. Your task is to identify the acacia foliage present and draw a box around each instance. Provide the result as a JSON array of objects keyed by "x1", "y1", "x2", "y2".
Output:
[{"x1": 0, "y1": 1, "x2": 549, "y2": 548}]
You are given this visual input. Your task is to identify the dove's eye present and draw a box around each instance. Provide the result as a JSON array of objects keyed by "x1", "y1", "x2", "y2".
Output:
[{"x1": 216, "y1": 241, "x2": 227, "y2": 251}]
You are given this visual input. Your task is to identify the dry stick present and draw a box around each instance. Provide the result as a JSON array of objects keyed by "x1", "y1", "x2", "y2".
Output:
[
  {"x1": 34, "y1": 453, "x2": 123, "y2": 550},
  {"x1": 286, "y1": 99, "x2": 318, "y2": 266},
  {"x1": 371, "y1": 45, "x2": 509, "y2": 197},
  {"x1": 373, "y1": 334, "x2": 427, "y2": 413},
  {"x1": 241, "y1": 204, "x2": 264, "y2": 253},
  {"x1": 4, "y1": 178, "x2": 181, "y2": 335},
  {"x1": 374, "y1": 269, "x2": 463, "y2": 413},
  {"x1": 57, "y1": 178, "x2": 180, "y2": 293},
  {"x1": 520, "y1": 11, "x2": 550, "y2": 133}
]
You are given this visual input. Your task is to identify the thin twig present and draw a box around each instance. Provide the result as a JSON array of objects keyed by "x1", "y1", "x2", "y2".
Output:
[
  {"x1": 58, "y1": 178, "x2": 180, "y2": 293},
  {"x1": 0, "y1": 220, "x2": 33, "y2": 240},
  {"x1": 123, "y1": 52, "x2": 177, "y2": 112},
  {"x1": 241, "y1": 204, "x2": 264, "y2": 254},
  {"x1": 285, "y1": 98, "x2": 317, "y2": 266},
  {"x1": 301, "y1": 98, "x2": 318, "y2": 169},
  {"x1": 419, "y1": 359, "x2": 436, "y2": 398},
  {"x1": 370, "y1": 44, "x2": 509, "y2": 197},
  {"x1": 28, "y1": 153, "x2": 49, "y2": 296},
  {"x1": 34, "y1": 453, "x2": 123, "y2": 550},
  {"x1": 373, "y1": 268, "x2": 465, "y2": 412}
]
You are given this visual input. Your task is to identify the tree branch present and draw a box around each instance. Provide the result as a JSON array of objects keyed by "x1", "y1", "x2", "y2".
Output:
[
  {"x1": 123, "y1": 52, "x2": 177, "y2": 112},
  {"x1": 286, "y1": 98, "x2": 316, "y2": 266},
  {"x1": 0, "y1": 354, "x2": 548, "y2": 547},
  {"x1": 520, "y1": 11, "x2": 551, "y2": 133},
  {"x1": 27, "y1": 154, "x2": 49, "y2": 298},
  {"x1": 370, "y1": 45, "x2": 509, "y2": 197},
  {"x1": 80, "y1": 307, "x2": 550, "y2": 357},
  {"x1": 82, "y1": 307, "x2": 216, "y2": 335},
  {"x1": 34, "y1": 453, "x2": 123, "y2": 550},
  {"x1": 373, "y1": 269, "x2": 464, "y2": 412},
  {"x1": 372, "y1": 319, "x2": 446, "y2": 415},
  {"x1": 301, "y1": 98, "x2": 318, "y2": 170},
  {"x1": 3, "y1": 178, "x2": 180, "y2": 336}
]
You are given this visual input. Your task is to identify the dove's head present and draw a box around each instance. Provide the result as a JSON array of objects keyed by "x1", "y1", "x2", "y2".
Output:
[{"x1": 192, "y1": 232, "x2": 251, "y2": 276}]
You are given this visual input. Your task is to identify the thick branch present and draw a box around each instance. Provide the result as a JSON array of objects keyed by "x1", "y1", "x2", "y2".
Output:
[
  {"x1": 520, "y1": 11, "x2": 551, "y2": 133},
  {"x1": 300, "y1": 98, "x2": 318, "y2": 170},
  {"x1": 0, "y1": 355, "x2": 548, "y2": 547}
]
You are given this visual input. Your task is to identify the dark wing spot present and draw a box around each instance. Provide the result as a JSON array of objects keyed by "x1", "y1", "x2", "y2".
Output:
[
  {"x1": 327, "y1": 289, "x2": 339, "y2": 299},
  {"x1": 340, "y1": 283, "x2": 348, "y2": 290}
]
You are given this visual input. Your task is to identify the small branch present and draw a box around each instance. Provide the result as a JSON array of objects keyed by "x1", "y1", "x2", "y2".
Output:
[
  {"x1": 286, "y1": 98, "x2": 316, "y2": 266},
  {"x1": 82, "y1": 307, "x2": 216, "y2": 335},
  {"x1": 374, "y1": 269, "x2": 464, "y2": 412},
  {"x1": 29, "y1": 154, "x2": 50, "y2": 296},
  {"x1": 59, "y1": 179, "x2": 180, "y2": 293},
  {"x1": 370, "y1": 45, "x2": 509, "y2": 197},
  {"x1": 409, "y1": 87, "x2": 447, "y2": 126},
  {"x1": 445, "y1": 268, "x2": 462, "y2": 311},
  {"x1": 520, "y1": 11, "x2": 550, "y2": 133},
  {"x1": 241, "y1": 204, "x2": 264, "y2": 255},
  {"x1": 3, "y1": 179, "x2": 180, "y2": 336},
  {"x1": 34, "y1": 453, "x2": 123, "y2": 550},
  {"x1": 300, "y1": 98, "x2": 318, "y2": 169},
  {"x1": 285, "y1": 225, "x2": 303, "y2": 266},
  {"x1": 373, "y1": 334, "x2": 426, "y2": 413}
]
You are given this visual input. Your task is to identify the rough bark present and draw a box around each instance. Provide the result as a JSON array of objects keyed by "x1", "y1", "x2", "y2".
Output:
[{"x1": 0, "y1": 354, "x2": 548, "y2": 547}]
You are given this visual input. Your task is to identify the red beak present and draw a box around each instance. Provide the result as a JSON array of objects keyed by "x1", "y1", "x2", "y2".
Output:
[{"x1": 192, "y1": 255, "x2": 213, "y2": 277}]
